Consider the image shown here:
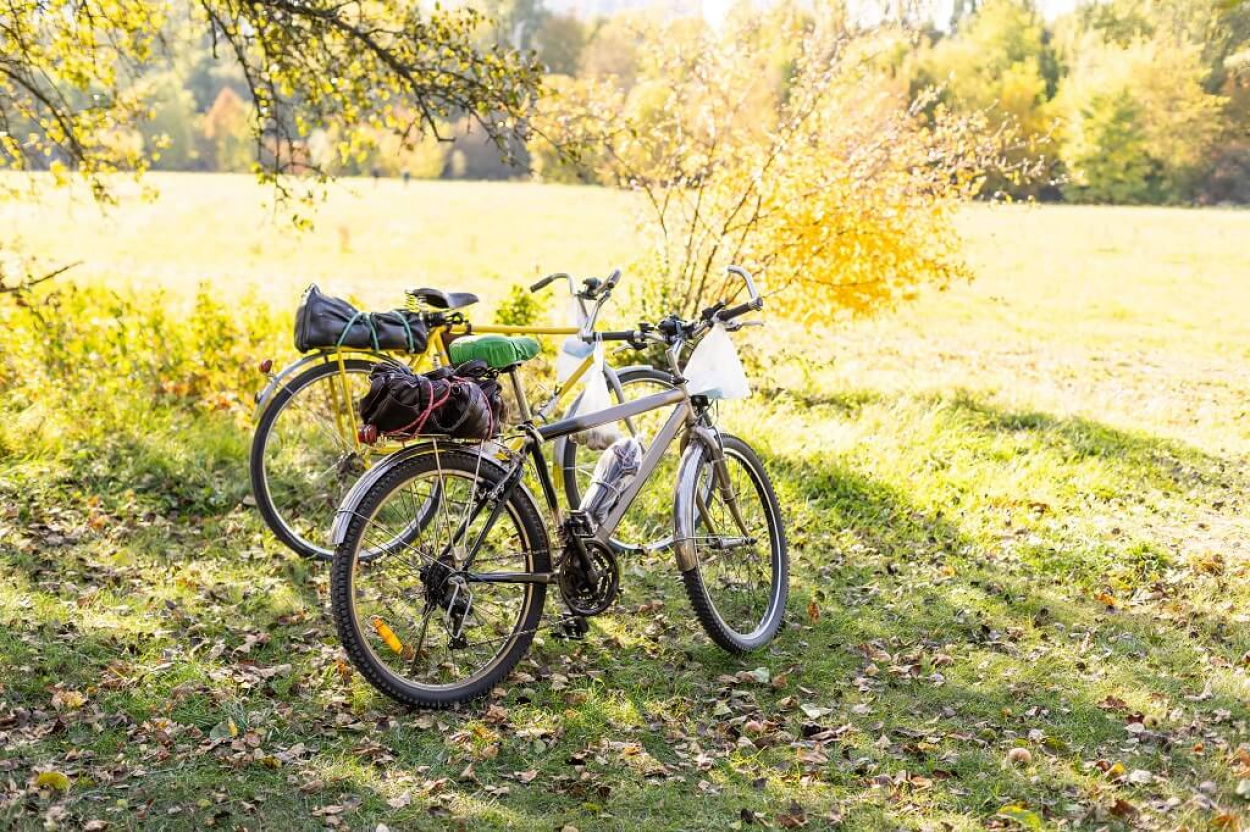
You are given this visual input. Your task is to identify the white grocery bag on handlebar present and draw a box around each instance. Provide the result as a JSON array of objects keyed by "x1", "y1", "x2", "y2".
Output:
[
  {"x1": 684, "y1": 323, "x2": 751, "y2": 400},
  {"x1": 571, "y1": 343, "x2": 622, "y2": 450},
  {"x1": 555, "y1": 295, "x2": 592, "y2": 383}
]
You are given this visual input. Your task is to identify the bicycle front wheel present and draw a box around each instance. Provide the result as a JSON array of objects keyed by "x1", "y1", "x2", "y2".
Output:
[{"x1": 676, "y1": 433, "x2": 788, "y2": 653}]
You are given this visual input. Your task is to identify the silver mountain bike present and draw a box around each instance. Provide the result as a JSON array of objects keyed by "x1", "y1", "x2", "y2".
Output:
[{"x1": 329, "y1": 267, "x2": 788, "y2": 708}]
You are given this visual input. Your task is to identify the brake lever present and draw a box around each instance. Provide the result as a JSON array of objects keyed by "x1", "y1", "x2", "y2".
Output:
[{"x1": 723, "y1": 319, "x2": 764, "y2": 332}]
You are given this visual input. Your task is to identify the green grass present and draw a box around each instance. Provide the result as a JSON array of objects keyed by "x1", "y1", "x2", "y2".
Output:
[{"x1": 2, "y1": 176, "x2": 1250, "y2": 830}]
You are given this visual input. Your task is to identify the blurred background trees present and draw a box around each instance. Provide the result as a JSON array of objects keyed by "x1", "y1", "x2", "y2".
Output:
[
  {"x1": 5, "y1": 0, "x2": 1244, "y2": 205},
  {"x1": 536, "y1": 8, "x2": 1027, "y2": 320},
  {"x1": 0, "y1": 0, "x2": 543, "y2": 197},
  {"x1": 2, "y1": 0, "x2": 1247, "y2": 323}
]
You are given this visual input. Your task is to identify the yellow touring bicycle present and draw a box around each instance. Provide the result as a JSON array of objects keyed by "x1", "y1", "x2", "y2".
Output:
[{"x1": 249, "y1": 271, "x2": 673, "y2": 560}]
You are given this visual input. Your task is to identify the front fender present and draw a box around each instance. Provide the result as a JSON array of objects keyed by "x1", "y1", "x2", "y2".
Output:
[
  {"x1": 251, "y1": 350, "x2": 394, "y2": 424},
  {"x1": 671, "y1": 424, "x2": 722, "y2": 572}
]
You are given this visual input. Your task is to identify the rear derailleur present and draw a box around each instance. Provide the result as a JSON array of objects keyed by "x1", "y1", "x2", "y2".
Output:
[{"x1": 419, "y1": 554, "x2": 472, "y2": 649}]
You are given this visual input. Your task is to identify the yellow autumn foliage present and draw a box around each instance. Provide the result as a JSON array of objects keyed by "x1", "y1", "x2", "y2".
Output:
[{"x1": 537, "y1": 10, "x2": 1025, "y2": 324}]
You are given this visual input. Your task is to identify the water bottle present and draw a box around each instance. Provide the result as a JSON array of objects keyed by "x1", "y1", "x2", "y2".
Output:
[{"x1": 580, "y1": 437, "x2": 644, "y2": 526}]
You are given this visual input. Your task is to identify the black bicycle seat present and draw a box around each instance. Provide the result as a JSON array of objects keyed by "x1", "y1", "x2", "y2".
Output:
[{"x1": 407, "y1": 287, "x2": 479, "y2": 310}]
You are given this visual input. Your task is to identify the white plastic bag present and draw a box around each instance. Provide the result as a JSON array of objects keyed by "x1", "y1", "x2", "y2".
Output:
[
  {"x1": 555, "y1": 295, "x2": 592, "y2": 383},
  {"x1": 684, "y1": 323, "x2": 751, "y2": 400},
  {"x1": 572, "y1": 343, "x2": 621, "y2": 450},
  {"x1": 555, "y1": 336, "x2": 594, "y2": 384}
]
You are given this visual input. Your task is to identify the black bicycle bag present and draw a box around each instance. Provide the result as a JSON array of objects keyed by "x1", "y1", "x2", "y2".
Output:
[
  {"x1": 294, "y1": 284, "x2": 429, "y2": 353},
  {"x1": 357, "y1": 361, "x2": 505, "y2": 441}
]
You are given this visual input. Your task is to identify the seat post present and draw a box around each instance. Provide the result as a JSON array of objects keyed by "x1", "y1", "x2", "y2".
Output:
[{"x1": 507, "y1": 368, "x2": 532, "y2": 423}]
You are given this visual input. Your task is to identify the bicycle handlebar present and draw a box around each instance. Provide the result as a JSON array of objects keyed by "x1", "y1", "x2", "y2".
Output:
[
  {"x1": 530, "y1": 272, "x2": 570, "y2": 293},
  {"x1": 725, "y1": 265, "x2": 760, "y2": 306},
  {"x1": 599, "y1": 265, "x2": 763, "y2": 349},
  {"x1": 719, "y1": 298, "x2": 760, "y2": 322}
]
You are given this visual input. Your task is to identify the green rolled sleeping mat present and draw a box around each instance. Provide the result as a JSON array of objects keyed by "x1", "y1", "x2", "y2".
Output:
[{"x1": 449, "y1": 334, "x2": 542, "y2": 369}]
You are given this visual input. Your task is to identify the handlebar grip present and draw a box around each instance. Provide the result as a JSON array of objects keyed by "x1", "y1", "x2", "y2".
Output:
[
  {"x1": 604, "y1": 268, "x2": 622, "y2": 290},
  {"x1": 530, "y1": 274, "x2": 559, "y2": 293},
  {"x1": 597, "y1": 330, "x2": 637, "y2": 342},
  {"x1": 720, "y1": 298, "x2": 762, "y2": 322}
]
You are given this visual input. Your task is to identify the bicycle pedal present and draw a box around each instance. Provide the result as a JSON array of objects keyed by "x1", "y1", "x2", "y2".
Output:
[{"x1": 553, "y1": 615, "x2": 590, "y2": 641}]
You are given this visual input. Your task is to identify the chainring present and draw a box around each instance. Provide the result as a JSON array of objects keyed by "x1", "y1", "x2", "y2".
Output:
[{"x1": 558, "y1": 540, "x2": 619, "y2": 616}]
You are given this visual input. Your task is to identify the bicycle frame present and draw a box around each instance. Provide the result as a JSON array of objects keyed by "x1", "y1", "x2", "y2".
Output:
[{"x1": 331, "y1": 348, "x2": 734, "y2": 583}]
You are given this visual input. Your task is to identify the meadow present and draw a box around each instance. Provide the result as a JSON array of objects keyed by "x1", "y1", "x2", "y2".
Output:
[{"x1": 1, "y1": 175, "x2": 1249, "y2": 830}]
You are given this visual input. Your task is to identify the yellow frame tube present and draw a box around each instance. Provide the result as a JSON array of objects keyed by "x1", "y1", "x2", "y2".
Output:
[{"x1": 463, "y1": 324, "x2": 581, "y2": 336}]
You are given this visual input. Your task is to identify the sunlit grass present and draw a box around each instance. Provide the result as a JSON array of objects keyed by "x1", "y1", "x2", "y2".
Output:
[{"x1": 1, "y1": 178, "x2": 1249, "y2": 829}]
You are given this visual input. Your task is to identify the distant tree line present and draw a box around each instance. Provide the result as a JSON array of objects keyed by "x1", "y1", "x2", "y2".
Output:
[
  {"x1": 528, "y1": 0, "x2": 1249, "y2": 205},
  {"x1": 909, "y1": 0, "x2": 1250, "y2": 204},
  {"x1": 5, "y1": 0, "x2": 1247, "y2": 204}
]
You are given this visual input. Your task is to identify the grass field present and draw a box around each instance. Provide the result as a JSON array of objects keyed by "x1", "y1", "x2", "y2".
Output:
[{"x1": 2, "y1": 175, "x2": 1249, "y2": 830}]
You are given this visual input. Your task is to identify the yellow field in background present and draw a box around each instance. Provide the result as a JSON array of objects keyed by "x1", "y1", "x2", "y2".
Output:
[
  {"x1": 4, "y1": 173, "x2": 1248, "y2": 455},
  {"x1": 1, "y1": 173, "x2": 640, "y2": 308}
]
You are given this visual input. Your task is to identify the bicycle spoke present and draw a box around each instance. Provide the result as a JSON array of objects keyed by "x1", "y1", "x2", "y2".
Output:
[{"x1": 345, "y1": 459, "x2": 539, "y2": 694}]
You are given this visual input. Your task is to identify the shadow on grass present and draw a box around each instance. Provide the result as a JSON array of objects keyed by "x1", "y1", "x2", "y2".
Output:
[{"x1": 3, "y1": 395, "x2": 1247, "y2": 829}]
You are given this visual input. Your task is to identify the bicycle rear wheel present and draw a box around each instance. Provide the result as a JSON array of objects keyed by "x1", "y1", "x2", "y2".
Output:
[
  {"x1": 250, "y1": 358, "x2": 387, "y2": 560},
  {"x1": 331, "y1": 448, "x2": 549, "y2": 708},
  {"x1": 676, "y1": 433, "x2": 788, "y2": 652}
]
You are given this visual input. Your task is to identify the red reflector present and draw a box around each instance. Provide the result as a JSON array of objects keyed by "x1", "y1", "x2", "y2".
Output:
[
  {"x1": 358, "y1": 424, "x2": 377, "y2": 445},
  {"x1": 258, "y1": 359, "x2": 274, "y2": 374}
]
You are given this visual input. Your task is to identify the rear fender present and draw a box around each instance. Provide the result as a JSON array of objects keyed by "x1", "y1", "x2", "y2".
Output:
[
  {"x1": 329, "y1": 440, "x2": 520, "y2": 547},
  {"x1": 251, "y1": 350, "x2": 394, "y2": 424}
]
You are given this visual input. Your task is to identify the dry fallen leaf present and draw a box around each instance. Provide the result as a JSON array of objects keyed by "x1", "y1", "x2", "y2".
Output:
[
  {"x1": 776, "y1": 801, "x2": 807, "y2": 828},
  {"x1": 997, "y1": 804, "x2": 1043, "y2": 830},
  {"x1": 1213, "y1": 813, "x2": 1242, "y2": 831},
  {"x1": 744, "y1": 667, "x2": 771, "y2": 684},
  {"x1": 51, "y1": 689, "x2": 87, "y2": 711}
]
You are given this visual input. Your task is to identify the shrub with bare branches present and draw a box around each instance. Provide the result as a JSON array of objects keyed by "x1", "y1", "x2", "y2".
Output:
[{"x1": 538, "y1": 13, "x2": 1037, "y2": 323}]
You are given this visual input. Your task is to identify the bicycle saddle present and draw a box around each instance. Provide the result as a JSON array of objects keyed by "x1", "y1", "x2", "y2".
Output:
[
  {"x1": 449, "y1": 335, "x2": 542, "y2": 369},
  {"x1": 407, "y1": 287, "x2": 479, "y2": 310}
]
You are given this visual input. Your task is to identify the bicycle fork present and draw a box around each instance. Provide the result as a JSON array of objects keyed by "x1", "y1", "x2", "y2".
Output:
[{"x1": 696, "y1": 438, "x2": 755, "y2": 544}]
